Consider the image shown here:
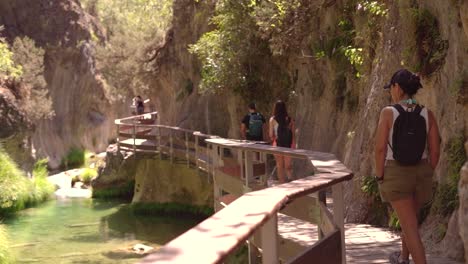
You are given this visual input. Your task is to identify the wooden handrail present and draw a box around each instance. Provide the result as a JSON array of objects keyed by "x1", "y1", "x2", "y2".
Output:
[
  {"x1": 138, "y1": 138, "x2": 353, "y2": 264},
  {"x1": 115, "y1": 111, "x2": 159, "y2": 124},
  {"x1": 114, "y1": 113, "x2": 353, "y2": 264}
]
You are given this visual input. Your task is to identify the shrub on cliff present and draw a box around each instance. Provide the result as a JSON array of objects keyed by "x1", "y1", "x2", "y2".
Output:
[
  {"x1": 81, "y1": 0, "x2": 173, "y2": 97},
  {"x1": 61, "y1": 148, "x2": 86, "y2": 169},
  {"x1": 11, "y1": 36, "x2": 54, "y2": 122}
]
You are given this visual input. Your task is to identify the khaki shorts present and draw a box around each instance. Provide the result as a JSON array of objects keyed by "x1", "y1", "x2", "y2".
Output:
[{"x1": 379, "y1": 160, "x2": 434, "y2": 205}]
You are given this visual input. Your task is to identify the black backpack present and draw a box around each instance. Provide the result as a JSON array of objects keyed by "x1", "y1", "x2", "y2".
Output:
[
  {"x1": 389, "y1": 104, "x2": 427, "y2": 165},
  {"x1": 248, "y1": 113, "x2": 263, "y2": 139},
  {"x1": 276, "y1": 116, "x2": 293, "y2": 147}
]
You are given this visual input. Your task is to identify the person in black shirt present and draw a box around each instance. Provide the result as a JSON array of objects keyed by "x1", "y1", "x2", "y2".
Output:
[
  {"x1": 240, "y1": 103, "x2": 266, "y2": 141},
  {"x1": 135, "y1": 95, "x2": 144, "y2": 115}
]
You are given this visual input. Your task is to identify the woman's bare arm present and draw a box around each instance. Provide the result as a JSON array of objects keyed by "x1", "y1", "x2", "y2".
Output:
[
  {"x1": 269, "y1": 117, "x2": 276, "y2": 142},
  {"x1": 375, "y1": 107, "x2": 392, "y2": 178}
]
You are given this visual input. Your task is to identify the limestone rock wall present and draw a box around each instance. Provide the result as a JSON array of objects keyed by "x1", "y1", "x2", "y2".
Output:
[
  {"x1": 145, "y1": 0, "x2": 232, "y2": 137},
  {"x1": 0, "y1": 0, "x2": 116, "y2": 168}
]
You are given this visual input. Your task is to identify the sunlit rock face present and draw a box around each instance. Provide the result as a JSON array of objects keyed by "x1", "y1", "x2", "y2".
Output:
[{"x1": 0, "y1": 0, "x2": 116, "y2": 168}]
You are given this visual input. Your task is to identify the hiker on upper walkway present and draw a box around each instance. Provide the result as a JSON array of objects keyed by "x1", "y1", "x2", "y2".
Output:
[
  {"x1": 240, "y1": 102, "x2": 266, "y2": 141},
  {"x1": 133, "y1": 95, "x2": 145, "y2": 115},
  {"x1": 269, "y1": 100, "x2": 295, "y2": 183},
  {"x1": 375, "y1": 69, "x2": 440, "y2": 264}
]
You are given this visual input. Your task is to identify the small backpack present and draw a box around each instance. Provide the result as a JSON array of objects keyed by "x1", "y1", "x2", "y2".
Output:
[
  {"x1": 389, "y1": 104, "x2": 427, "y2": 165},
  {"x1": 248, "y1": 113, "x2": 263, "y2": 138},
  {"x1": 276, "y1": 116, "x2": 293, "y2": 147}
]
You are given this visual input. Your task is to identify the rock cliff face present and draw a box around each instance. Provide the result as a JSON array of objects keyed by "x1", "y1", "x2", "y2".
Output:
[
  {"x1": 145, "y1": 0, "x2": 232, "y2": 137},
  {"x1": 0, "y1": 0, "x2": 115, "y2": 168},
  {"x1": 149, "y1": 0, "x2": 467, "y2": 260},
  {"x1": 0, "y1": 81, "x2": 34, "y2": 171}
]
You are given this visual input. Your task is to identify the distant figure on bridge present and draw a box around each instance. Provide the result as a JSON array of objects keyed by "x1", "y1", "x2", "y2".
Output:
[
  {"x1": 240, "y1": 102, "x2": 266, "y2": 141},
  {"x1": 375, "y1": 69, "x2": 440, "y2": 264},
  {"x1": 134, "y1": 95, "x2": 144, "y2": 115},
  {"x1": 269, "y1": 100, "x2": 295, "y2": 183}
]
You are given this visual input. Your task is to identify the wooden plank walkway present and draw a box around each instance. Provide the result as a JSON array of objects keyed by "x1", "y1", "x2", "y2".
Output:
[
  {"x1": 345, "y1": 224, "x2": 463, "y2": 264},
  {"x1": 274, "y1": 220, "x2": 462, "y2": 264}
]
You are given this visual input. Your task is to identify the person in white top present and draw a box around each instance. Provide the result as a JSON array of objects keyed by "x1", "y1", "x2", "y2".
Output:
[{"x1": 375, "y1": 69, "x2": 440, "y2": 264}]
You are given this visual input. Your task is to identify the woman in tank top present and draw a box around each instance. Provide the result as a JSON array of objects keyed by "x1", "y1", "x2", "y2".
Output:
[
  {"x1": 375, "y1": 69, "x2": 440, "y2": 264},
  {"x1": 269, "y1": 100, "x2": 295, "y2": 183}
]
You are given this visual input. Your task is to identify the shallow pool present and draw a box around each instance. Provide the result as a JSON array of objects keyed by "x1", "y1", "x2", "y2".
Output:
[{"x1": 3, "y1": 198, "x2": 199, "y2": 263}]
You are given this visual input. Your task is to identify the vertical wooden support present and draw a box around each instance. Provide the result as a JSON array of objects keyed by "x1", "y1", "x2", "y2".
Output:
[
  {"x1": 132, "y1": 121, "x2": 136, "y2": 157},
  {"x1": 261, "y1": 214, "x2": 278, "y2": 264},
  {"x1": 332, "y1": 182, "x2": 346, "y2": 264},
  {"x1": 158, "y1": 127, "x2": 162, "y2": 159},
  {"x1": 244, "y1": 151, "x2": 253, "y2": 192},
  {"x1": 170, "y1": 130, "x2": 174, "y2": 163},
  {"x1": 194, "y1": 134, "x2": 199, "y2": 169},
  {"x1": 262, "y1": 152, "x2": 267, "y2": 185},
  {"x1": 185, "y1": 132, "x2": 190, "y2": 167},
  {"x1": 116, "y1": 124, "x2": 120, "y2": 152},
  {"x1": 317, "y1": 190, "x2": 327, "y2": 240},
  {"x1": 211, "y1": 144, "x2": 222, "y2": 212}
]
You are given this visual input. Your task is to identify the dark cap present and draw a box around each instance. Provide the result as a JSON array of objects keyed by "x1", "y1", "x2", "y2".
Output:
[
  {"x1": 248, "y1": 102, "x2": 256, "y2": 110},
  {"x1": 383, "y1": 69, "x2": 422, "y2": 95}
]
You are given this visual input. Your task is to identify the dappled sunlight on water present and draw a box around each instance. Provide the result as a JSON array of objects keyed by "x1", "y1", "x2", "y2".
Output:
[{"x1": 3, "y1": 199, "x2": 199, "y2": 263}]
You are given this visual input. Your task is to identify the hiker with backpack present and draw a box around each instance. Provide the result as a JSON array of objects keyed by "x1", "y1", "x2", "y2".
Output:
[
  {"x1": 269, "y1": 100, "x2": 295, "y2": 183},
  {"x1": 375, "y1": 69, "x2": 440, "y2": 264},
  {"x1": 240, "y1": 103, "x2": 266, "y2": 141}
]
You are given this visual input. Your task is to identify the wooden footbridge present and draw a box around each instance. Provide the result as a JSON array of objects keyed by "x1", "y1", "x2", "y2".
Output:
[{"x1": 115, "y1": 112, "x2": 463, "y2": 264}]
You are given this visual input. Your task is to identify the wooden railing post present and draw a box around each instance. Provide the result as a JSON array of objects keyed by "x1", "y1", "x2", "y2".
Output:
[
  {"x1": 332, "y1": 182, "x2": 346, "y2": 264},
  {"x1": 194, "y1": 134, "x2": 199, "y2": 169},
  {"x1": 132, "y1": 121, "x2": 137, "y2": 156},
  {"x1": 244, "y1": 150, "x2": 253, "y2": 192},
  {"x1": 170, "y1": 130, "x2": 174, "y2": 163},
  {"x1": 116, "y1": 124, "x2": 120, "y2": 152},
  {"x1": 211, "y1": 144, "x2": 223, "y2": 212},
  {"x1": 158, "y1": 127, "x2": 162, "y2": 159},
  {"x1": 261, "y1": 214, "x2": 278, "y2": 264},
  {"x1": 185, "y1": 132, "x2": 190, "y2": 167},
  {"x1": 317, "y1": 190, "x2": 327, "y2": 240}
]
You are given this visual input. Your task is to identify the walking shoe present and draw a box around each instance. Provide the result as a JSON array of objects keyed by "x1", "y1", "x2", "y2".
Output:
[{"x1": 389, "y1": 251, "x2": 410, "y2": 264}]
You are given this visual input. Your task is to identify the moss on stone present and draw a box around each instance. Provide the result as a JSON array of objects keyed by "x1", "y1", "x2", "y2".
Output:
[
  {"x1": 432, "y1": 136, "x2": 466, "y2": 216},
  {"x1": 92, "y1": 180, "x2": 135, "y2": 201}
]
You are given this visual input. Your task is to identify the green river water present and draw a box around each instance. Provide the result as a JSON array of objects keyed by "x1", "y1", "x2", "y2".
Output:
[{"x1": 3, "y1": 198, "x2": 199, "y2": 263}]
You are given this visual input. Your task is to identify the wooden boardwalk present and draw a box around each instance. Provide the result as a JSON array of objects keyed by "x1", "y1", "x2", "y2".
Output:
[
  {"x1": 344, "y1": 224, "x2": 463, "y2": 264},
  {"x1": 115, "y1": 113, "x2": 463, "y2": 264}
]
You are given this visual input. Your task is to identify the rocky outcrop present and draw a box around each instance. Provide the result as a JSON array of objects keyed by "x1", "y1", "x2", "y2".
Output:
[
  {"x1": 132, "y1": 159, "x2": 212, "y2": 206},
  {"x1": 145, "y1": 0, "x2": 231, "y2": 137},
  {"x1": 93, "y1": 145, "x2": 213, "y2": 207},
  {"x1": 0, "y1": 81, "x2": 35, "y2": 171},
  {"x1": 0, "y1": 86, "x2": 30, "y2": 139},
  {"x1": 92, "y1": 144, "x2": 136, "y2": 190},
  {"x1": 0, "y1": 0, "x2": 115, "y2": 168}
]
